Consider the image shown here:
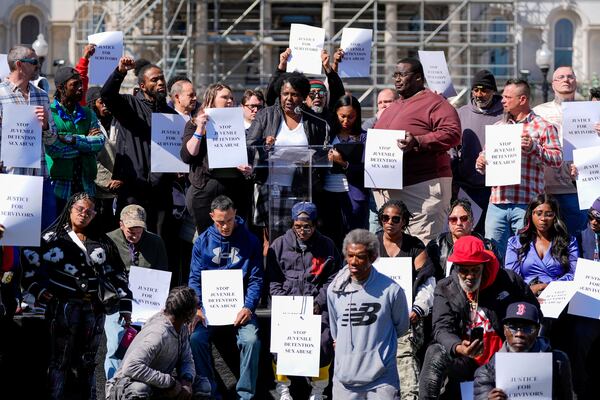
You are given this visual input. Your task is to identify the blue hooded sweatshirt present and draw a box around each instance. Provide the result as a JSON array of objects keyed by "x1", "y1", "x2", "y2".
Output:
[{"x1": 188, "y1": 216, "x2": 263, "y2": 312}]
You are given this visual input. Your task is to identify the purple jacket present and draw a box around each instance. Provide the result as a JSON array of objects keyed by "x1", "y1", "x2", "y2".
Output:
[{"x1": 505, "y1": 235, "x2": 579, "y2": 284}]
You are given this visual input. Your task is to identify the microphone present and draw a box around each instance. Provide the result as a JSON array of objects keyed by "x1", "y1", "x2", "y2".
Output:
[{"x1": 293, "y1": 106, "x2": 330, "y2": 149}]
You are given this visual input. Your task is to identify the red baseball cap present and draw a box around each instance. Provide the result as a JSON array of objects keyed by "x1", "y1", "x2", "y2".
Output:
[{"x1": 448, "y1": 236, "x2": 493, "y2": 265}]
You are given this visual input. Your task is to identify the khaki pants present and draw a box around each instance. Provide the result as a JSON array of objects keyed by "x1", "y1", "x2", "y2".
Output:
[
  {"x1": 373, "y1": 177, "x2": 452, "y2": 244},
  {"x1": 397, "y1": 320, "x2": 425, "y2": 400}
]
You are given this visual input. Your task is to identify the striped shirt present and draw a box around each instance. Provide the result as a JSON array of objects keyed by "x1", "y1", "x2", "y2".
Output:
[{"x1": 489, "y1": 111, "x2": 562, "y2": 205}]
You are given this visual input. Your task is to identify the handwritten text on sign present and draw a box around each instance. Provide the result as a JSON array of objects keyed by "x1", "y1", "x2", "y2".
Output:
[
  {"x1": 0, "y1": 104, "x2": 41, "y2": 169},
  {"x1": 0, "y1": 174, "x2": 43, "y2": 247},
  {"x1": 201, "y1": 269, "x2": 244, "y2": 325},
  {"x1": 364, "y1": 129, "x2": 405, "y2": 189},
  {"x1": 485, "y1": 124, "x2": 522, "y2": 187}
]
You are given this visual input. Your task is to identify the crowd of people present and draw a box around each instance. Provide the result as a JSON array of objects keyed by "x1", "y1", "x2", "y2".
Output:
[{"x1": 0, "y1": 40, "x2": 600, "y2": 400}]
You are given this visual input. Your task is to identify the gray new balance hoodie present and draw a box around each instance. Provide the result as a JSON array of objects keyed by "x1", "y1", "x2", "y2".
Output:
[{"x1": 327, "y1": 266, "x2": 409, "y2": 391}]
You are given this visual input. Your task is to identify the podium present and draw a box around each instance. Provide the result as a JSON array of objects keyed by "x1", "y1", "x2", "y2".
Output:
[{"x1": 251, "y1": 145, "x2": 332, "y2": 241}]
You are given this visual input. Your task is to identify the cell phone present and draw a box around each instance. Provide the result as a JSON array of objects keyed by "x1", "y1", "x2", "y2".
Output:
[{"x1": 470, "y1": 327, "x2": 484, "y2": 343}]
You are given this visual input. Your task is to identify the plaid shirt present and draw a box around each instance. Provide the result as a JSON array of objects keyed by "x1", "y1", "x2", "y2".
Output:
[
  {"x1": 489, "y1": 111, "x2": 562, "y2": 204},
  {"x1": 0, "y1": 79, "x2": 76, "y2": 177}
]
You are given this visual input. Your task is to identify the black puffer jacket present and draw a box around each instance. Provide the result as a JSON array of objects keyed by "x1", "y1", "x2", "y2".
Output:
[{"x1": 474, "y1": 338, "x2": 573, "y2": 400}]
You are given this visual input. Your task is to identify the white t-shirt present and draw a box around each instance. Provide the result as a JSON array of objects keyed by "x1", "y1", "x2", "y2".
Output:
[{"x1": 269, "y1": 118, "x2": 308, "y2": 186}]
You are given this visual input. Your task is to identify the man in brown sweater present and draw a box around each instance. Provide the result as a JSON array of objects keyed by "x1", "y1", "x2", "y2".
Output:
[{"x1": 373, "y1": 58, "x2": 461, "y2": 243}]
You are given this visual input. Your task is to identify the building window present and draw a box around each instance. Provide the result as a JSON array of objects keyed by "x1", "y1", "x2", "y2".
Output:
[
  {"x1": 489, "y1": 18, "x2": 508, "y2": 78},
  {"x1": 554, "y1": 18, "x2": 573, "y2": 67},
  {"x1": 20, "y1": 15, "x2": 40, "y2": 45}
]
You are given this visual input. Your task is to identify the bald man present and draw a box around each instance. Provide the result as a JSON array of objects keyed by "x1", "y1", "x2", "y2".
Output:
[{"x1": 362, "y1": 88, "x2": 399, "y2": 130}]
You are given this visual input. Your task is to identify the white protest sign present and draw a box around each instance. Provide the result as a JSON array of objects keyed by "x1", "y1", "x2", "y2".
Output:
[
  {"x1": 0, "y1": 104, "x2": 42, "y2": 169},
  {"x1": 129, "y1": 266, "x2": 172, "y2": 325},
  {"x1": 568, "y1": 258, "x2": 600, "y2": 320},
  {"x1": 87, "y1": 31, "x2": 124, "y2": 85},
  {"x1": 538, "y1": 280, "x2": 577, "y2": 319},
  {"x1": 0, "y1": 175, "x2": 43, "y2": 247},
  {"x1": 201, "y1": 269, "x2": 244, "y2": 326},
  {"x1": 270, "y1": 295, "x2": 313, "y2": 353},
  {"x1": 562, "y1": 101, "x2": 600, "y2": 161},
  {"x1": 460, "y1": 381, "x2": 474, "y2": 400},
  {"x1": 339, "y1": 28, "x2": 373, "y2": 78},
  {"x1": 364, "y1": 129, "x2": 404, "y2": 189},
  {"x1": 275, "y1": 314, "x2": 322, "y2": 377},
  {"x1": 373, "y1": 257, "x2": 412, "y2": 312},
  {"x1": 0, "y1": 54, "x2": 9, "y2": 80},
  {"x1": 495, "y1": 352, "x2": 552, "y2": 399},
  {"x1": 418, "y1": 50, "x2": 457, "y2": 98},
  {"x1": 287, "y1": 24, "x2": 325, "y2": 75},
  {"x1": 151, "y1": 113, "x2": 188, "y2": 173},
  {"x1": 573, "y1": 146, "x2": 600, "y2": 210},
  {"x1": 485, "y1": 124, "x2": 522, "y2": 187},
  {"x1": 446, "y1": 261, "x2": 453, "y2": 277},
  {"x1": 457, "y1": 188, "x2": 483, "y2": 227},
  {"x1": 205, "y1": 107, "x2": 249, "y2": 169}
]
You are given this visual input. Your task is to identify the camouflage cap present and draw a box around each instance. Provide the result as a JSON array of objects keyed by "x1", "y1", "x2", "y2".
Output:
[{"x1": 120, "y1": 205, "x2": 147, "y2": 228}]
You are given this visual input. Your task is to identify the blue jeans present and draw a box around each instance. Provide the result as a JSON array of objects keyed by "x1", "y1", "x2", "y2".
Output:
[
  {"x1": 553, "y1": 193, "x2": 588, "y2": 237},
  {"x1": 104, "y1": 311, "x2": 127, "y2": 379},
  {"x1": 190, "y1": 317, "x2": 261, "y2": 400},
  {"x1": 485, "y1": 203, "x2": 527, "y2": 261}
]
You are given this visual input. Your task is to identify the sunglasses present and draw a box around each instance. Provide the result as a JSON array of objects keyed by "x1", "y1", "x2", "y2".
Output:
[
  {"x1": 448, "y1": 215, "x2": 469, "y2": 224},
  {"x1": 19, "y1": 58, "x2": 39, "y2": 66},
  {"x1": 381, "y1": 215, "x2": 402, "y2": 224},
  {"x1": 505, "y1": 324, "x2": 537, "y2": 335},
  {"x1": 307, "y1": 90, "x2": 326, "y2": 99}
]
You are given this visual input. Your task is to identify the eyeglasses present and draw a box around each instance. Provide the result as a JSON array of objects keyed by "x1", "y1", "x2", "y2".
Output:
[
  {"x1": 381, "y1": 215, "x2": 402, "y2": 224},
  {"x1": 553, "y1": 74, "x2": 575, "y2": 81},
  {"x1": 72, "y1": 205, "x2": 96, "y2": 217},
  {"x1": 307, "y1": 90, "x2": 326, "y2": 99},
  {"x1": 392, "y1": 71, "x2": 414, "y2": 80},
  {"x1": 18, "y1": 58, "x2": 39, "y2": 66},
  {"x1": 244, "y1": 103, "x2": 263, "y2": 110},
  {"x1": 533, "y1": 211, "x2": 555, "y2": 219},
  {"x1": 505, "y1": 324, "x2": 537, "y2": 335},
  {"x1": 448, "y1": 215, "x2": 469, "y2": 224},
  {"x1": 293, "y1": 224, "x2": 313, "y2": 232}
]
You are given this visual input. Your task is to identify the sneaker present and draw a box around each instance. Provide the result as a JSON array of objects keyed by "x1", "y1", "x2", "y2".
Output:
[
  {"x1": 193, "y1": 376, "x2": 212, "y2": 397},
  {"x1": 309, "y1": 395, "x2": 325, "y2": 400},
  {"x1": 276, "y1": 382, "x2": 293, "y2": 400}
]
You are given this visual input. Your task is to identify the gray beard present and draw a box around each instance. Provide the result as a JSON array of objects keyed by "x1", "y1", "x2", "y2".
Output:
[
  {"x1": 459, "y1": 274, "x2": 482, "y2": 293},
  {"x1": 474, "y1": 96, "x2": 493, "y2": 110},
  {"x1": 311, "y1": 105, "x2": 324, "y2": 114}
]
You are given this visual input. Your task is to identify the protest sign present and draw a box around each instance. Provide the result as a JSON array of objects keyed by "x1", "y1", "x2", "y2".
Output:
[
  {"x1": 151, "y1": 113, "x2": 188, "y2": 173},
  {"x1": 418, "y1": 50, "x2": 457, "y2": 98},
  {"x1": 129, "y1": 266, "x2": 172, "y2": 325},
  {"x1": 562, "y1": 101, "x2": 600, "y2": 161},
  {"x1": 573, "y1": 146, "x2": 600, "y2": 210},
  {"x1": 0, "y1": 104, "x2": 41, "y2": 169},
  {"x1": 495, "y1": 352, "x2": 552, "y2": 399},
  {"x1": 457, "y1": 188, "x2": 483, "y2": 227},
  {"x1": 270, "y1": 295, "x2": 313, "y2": 353},
  {"x1": 485, "y1": 124, "x2": 522, "y2": 187},
  {"x1": 275, "y1": 314, "x2": 322, "y2": 377},
  {"x1": 205, "y1": 107, "x2": 248, "y2": 169},
  {"x1": 364, "y1": 129, "x2": 405, "y2": 189},
  {"x1": 568, "y1": 258, "x2": 600, "y2": 320},
  {"x1": 88, "y1": 31, "x2": 124, "y2": 85},
  {"x1": 287, "y1": 24, "x2": 325, "y2": 75},
  {"x1": 0, "y1": 175, "x2": 43, "y2": 246},
  {"x1": 446, "y1": 261, "x2": 453, "y2": 277},
  {"x1": 339, "y1": 28, "x2": 373, "y2": 78},
  {"x1": 0, "y1": 54, "x2": 9, "y2": 80},
  {"x1": 201, "y1": 269, "x2": 244, "y2": 326},
  {"x1": 538, "y1": 280, "x2": 577, "y2": 319},
  {"x1": 373, "y1": 257, "x2": 413, "y2": 311}
]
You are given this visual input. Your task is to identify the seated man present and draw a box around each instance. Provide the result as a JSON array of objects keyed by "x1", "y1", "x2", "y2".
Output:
[
  {"x1": 473, "y1": 302, "x2": 573, "y2": 400},
  {"x1": 188, "y1": 196, "x2": 263, "y2": 399},
  {"x1": 267, "y1": 202, "x2": 342, "y2": 399},
  {"x1": 106, "y1": 286, "x2": 198, "y2": 400},
  {"x1": 419, "y1": 236, "x2": 538, "y2": 400}
]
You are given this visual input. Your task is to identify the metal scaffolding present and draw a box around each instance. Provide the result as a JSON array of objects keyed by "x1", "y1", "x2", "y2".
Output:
[{"x1": 74, "y1": 0, "x2": 517, "y2": 111}]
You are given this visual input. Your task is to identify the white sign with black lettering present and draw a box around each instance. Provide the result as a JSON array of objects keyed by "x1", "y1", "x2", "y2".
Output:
[
  {"x1": 0, "y1": 104, "x2": 42, "y2": 169},
  {"x1": 129, "y1": 266, "x2": 172, "y2": 325},
  {"x1": 364, "y1": 129, "x2": 405, "y2": 189},
  {"x1": 573, "y1": 146, "x2": 600, "y2": 210},
  {"x1": 339, "y1": 28, "x2": 373, "y2": 78},
  {"x1": 373, "y1": 257, "x2": 413, "y2": 312},
  {"x1": 562, "y1": 101, "x2": 600, "y2": 161},
  {"x1": 0, "y1": 54, "x2": 9, "y2": 80},
  {"x1": 538, "y1": 280, "x2": 577, "y2": 319},
  {"x1": 418, "y1": 50, "x2": 457, "y2": 98},
  {"x1": 151, "y1": 113, "x2": 188, "y2": 173},
  {"x1": 485, "y1": 124, "x2": 523, "y2": 187},
  {"x1": 287, "y1": 24, "x2": 325, "y2": 75},
  {"x1": 270, "y1": 295, "x2": 313, "y2": 353},
  {"x1": 275, "y1": 314, "x2": 321, "y2": 377},
  {"x1": 88, "y1": 31, "x2": 124, "y2": 85},
  {"x1": 205, "y1": 107, "x2": 248, "y2": 169},
  {"x1": 568, "y1": 258, "x2": 600, "y2": 320},
  {"x1": 201, "y1": 269, "x2": 244, "y2": 326},
  {"x1": 0, "y1": 174, "x2": 43, "y2": 246},
  {"x1": 495, "y1": 352, "x2": 552, "y2": 399}
]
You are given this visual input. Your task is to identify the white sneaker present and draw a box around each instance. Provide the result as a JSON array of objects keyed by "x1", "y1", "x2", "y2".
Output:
[
  {"x1": 309, "y1": 394, "x2": 325, "y2": 400},
  {"x1": 276, "y1": 382, "x2": 293, "y2": 400},
  {"x1": 309, "y1": 379, "x2": 328, "y2": 400}
]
